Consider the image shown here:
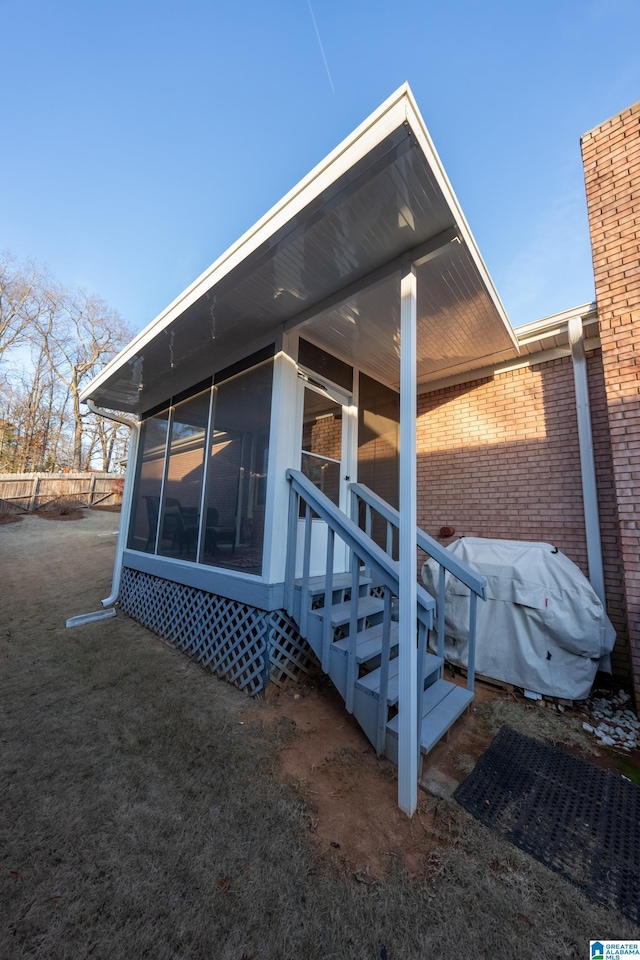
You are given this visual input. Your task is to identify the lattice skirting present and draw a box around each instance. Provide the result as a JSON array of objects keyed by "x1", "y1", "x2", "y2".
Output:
[{"x1": 119, "y1": 567, "x2": 316, "y2": 695}]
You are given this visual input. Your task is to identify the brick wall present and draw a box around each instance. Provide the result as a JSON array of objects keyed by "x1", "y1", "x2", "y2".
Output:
[
  {"x1": 417, "y1": 349, "x2": 631, "y2": 681},
  {"x1": 582, "y1": 102, "x2": 640, "y2": 702},
  {"x1": 303, "y1": 412, "x2": 342, "y2": 505},
  {"x1": 303, "y1": 414, "x2": 342, "y2": 461},
  {"x1": 357, "y1": 373, "x2": 400, "y2": 553}
]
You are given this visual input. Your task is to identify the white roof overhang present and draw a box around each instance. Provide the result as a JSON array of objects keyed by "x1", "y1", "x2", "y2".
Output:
[
  {"x1": 82, "y1": 83, "x2": 519, "y2": 414},
  {"x1": 419, "y1": 302, "x2": 599, "y2": 393}
]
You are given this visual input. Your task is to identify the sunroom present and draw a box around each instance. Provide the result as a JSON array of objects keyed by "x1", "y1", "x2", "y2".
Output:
[{"x1": 82, "y1": 84, "x2": 519, "y2": 814}]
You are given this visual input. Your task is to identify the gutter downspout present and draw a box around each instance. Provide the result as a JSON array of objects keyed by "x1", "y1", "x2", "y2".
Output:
[
  {"x1": 86, "y1": 399, "x2": 139, "y2": 608},
  {"x1": 568, "y1": 316, "x2": 610, "y2": 668}
]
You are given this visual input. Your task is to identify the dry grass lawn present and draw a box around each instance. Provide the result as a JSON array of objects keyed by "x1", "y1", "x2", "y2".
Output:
[{"x1": 1, "y1": 511, "x2": 639, "y2": 959}]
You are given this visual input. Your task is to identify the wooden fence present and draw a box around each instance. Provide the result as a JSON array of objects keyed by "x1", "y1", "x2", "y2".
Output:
[{"x1": 0, "y1": 473, "x2": 124, "y2": 513}]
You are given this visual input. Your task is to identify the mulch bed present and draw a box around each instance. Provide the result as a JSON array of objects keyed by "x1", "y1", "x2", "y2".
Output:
[{"x1": 35, "y1": 508, "x2": 86, "y2": 521}]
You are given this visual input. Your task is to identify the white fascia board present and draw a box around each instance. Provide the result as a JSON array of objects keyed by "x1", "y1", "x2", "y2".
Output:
[{"x1": 80, "y1": 86, "x2": 414, "y2": 405}]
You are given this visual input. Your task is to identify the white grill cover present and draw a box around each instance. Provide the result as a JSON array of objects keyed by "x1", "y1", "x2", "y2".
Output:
[{"x1": 422, "y1": 538, "x2": 616, "y2": 700}]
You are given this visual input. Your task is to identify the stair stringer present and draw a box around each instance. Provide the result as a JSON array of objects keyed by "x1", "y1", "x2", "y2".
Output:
[{"x1": 288, "y1": 538, "x2": 475, "y2": 766}]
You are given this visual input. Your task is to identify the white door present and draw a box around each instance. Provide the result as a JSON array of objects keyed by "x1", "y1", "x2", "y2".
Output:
[{"x1": 295, "y1": 379, "x2": 352, "y2": 578}]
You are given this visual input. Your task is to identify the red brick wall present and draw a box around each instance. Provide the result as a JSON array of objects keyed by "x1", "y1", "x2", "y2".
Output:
[
  {"x1": 302, "y1": 412, "x2": 342, "y2": 505},
  {"x1": 417, "y1": 349, "x2": 631, "y2": 681},
  {"x1": 582, "y1": 102, "x2": 640, "y2": 702},
  {"x1": 303, "y1": 414, "x2": 342, "y2": 461},
  {"x1": 357, "y1": 373, "x2": 400, "y2": 554},
  {"x1": 357, "y1": 373, "x2": 400, "y2": 509}
]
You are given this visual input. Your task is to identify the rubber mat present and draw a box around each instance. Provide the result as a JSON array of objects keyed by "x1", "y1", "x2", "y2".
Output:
[{"x1": 455, "y1": 726, "x2": 640, "y2": 923}]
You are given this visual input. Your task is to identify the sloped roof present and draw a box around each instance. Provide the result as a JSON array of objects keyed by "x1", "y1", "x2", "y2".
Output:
[{"x1": 82, "y1": 84, "x2": 518, "y2": 414}]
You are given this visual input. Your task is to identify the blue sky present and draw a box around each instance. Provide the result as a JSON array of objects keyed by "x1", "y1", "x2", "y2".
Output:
[{"x1": 2, "y1": 0, "x2": 639, "y2": 333}]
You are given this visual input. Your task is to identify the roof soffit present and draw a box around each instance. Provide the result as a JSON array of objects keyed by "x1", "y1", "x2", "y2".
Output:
[{"x1": 82, "y1": 85, "x2": 519, "y2": 412}]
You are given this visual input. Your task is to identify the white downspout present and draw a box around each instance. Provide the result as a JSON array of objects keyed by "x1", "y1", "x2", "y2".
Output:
[
  {"x1": 567, "y1": 315, "x2": 607, "y2": 608},
  {"x1": 86, "y1": 399, "x2": 140, "y2": 608}
]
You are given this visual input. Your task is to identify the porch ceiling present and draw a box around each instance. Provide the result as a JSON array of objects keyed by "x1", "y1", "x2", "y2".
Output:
[
  {"x1": 82, "y1": 85, "x2": 519, "y2": 414},
  {"x1": 301, "y1": 239, "x2": 521, "y2": 390}
]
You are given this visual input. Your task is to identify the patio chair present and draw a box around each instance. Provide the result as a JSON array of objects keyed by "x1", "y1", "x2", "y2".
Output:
[
  {"x1": 163, "y1": 497, "x2": 186, "y2": 552},
  {"x1": 143, "y1": 495, "x2": 160, "y2": 551},
  {"x1": 204, "y1": 506, "x2": 235, "y2": 556},
  {"x1": 144, "y1": 495, "x2": 185, "y2": 552}
]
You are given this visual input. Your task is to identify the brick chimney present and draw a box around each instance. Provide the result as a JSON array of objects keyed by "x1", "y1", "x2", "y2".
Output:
[{"x1": 581, "y1": 102, "x2": 640, "y2": 707}]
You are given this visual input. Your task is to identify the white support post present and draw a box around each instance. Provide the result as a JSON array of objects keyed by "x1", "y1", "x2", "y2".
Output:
[
  {"x1": 262, "y1": 348, "x2": 300, "y2": 585},
  {"x1": 398, "y1": 267, "x2": 418, "y2": 817}
]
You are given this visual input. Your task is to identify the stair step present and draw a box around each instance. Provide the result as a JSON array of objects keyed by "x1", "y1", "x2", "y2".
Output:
[
  {"x1": 316, "y1": 595, "x2": 385, "y2": 629},
  {"x1": 332, "y1": 623, "x2": 399, "y2": 664},
  {"x1": 294, "y1": 572, "x2": 372, "y2": 596},
  {"x1": 355, "y1": 653, "x2": 443, "y2": 705},
  {"x1": 386, "y1": 680, "x2": 473, "y2": 754},
  {"x1": 291, "y1": 573, "x2": 374, "y2": 631}
]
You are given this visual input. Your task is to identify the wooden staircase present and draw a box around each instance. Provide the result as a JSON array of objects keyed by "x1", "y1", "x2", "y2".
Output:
[
  {"x1": 290, "y1": 571, "x2": 474, "y2": 763},
  {"x1": 284, "y1": 473, "x2": 486, "y2": 790}
]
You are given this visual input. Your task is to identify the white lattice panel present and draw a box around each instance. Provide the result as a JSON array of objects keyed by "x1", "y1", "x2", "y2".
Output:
[
  {"x1": 267, "y1": 610, "x2": 318, "y2": 687},
  {"x1": 119, "y1": 567, "x2": 313, "y2": 694}
]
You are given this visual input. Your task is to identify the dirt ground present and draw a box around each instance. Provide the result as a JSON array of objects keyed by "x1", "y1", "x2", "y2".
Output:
[
  {"x1": 2, "y1": 509, "x2": 639, "y2": 959},
  {"x1": 251, "y1": 662, "x2": 638, "y2": 880}
]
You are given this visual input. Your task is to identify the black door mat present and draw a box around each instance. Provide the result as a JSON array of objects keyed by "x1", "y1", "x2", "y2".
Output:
[{"x1": 454, "y1": 726, "x2": 640, "y2": 924}]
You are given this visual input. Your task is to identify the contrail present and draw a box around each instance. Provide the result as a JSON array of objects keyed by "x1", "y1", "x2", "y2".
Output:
[{"x1": 307, "y1": 0, "x2": 335, "y2": 94}]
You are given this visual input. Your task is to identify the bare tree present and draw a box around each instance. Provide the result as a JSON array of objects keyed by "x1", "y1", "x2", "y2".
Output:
[
  {"x1": 80, "y1": 413, "x2": 128, "y2": 472},
  {"x1": 36, "y1": 285, "x2": 131, "y2": 470},
  {"x1": 0, "y1": 342, "x2": 65, "y2": 472},
  {"x1": 0, "y1": 253, "x2": 132, "y2": 473},
  {"x1": 0, "y1": 253, "x2": 44, "y2": 363}
]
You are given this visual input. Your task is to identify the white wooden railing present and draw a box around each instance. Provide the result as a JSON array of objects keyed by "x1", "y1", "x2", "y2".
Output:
[
  {"x1": 285, "y1": 469, "x2": 434, "y2": 740},
  {"x1": 350, "y1": 482, "x2": 486, "y2": 693}
]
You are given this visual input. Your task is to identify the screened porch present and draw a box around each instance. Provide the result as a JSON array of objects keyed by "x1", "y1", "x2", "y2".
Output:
[
  {"x1": 123, "y1": 336, "x2": 402, "y2": 589},
  {"x1": 81, "y1": 84, "x2": 518, "y2": 815}
]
